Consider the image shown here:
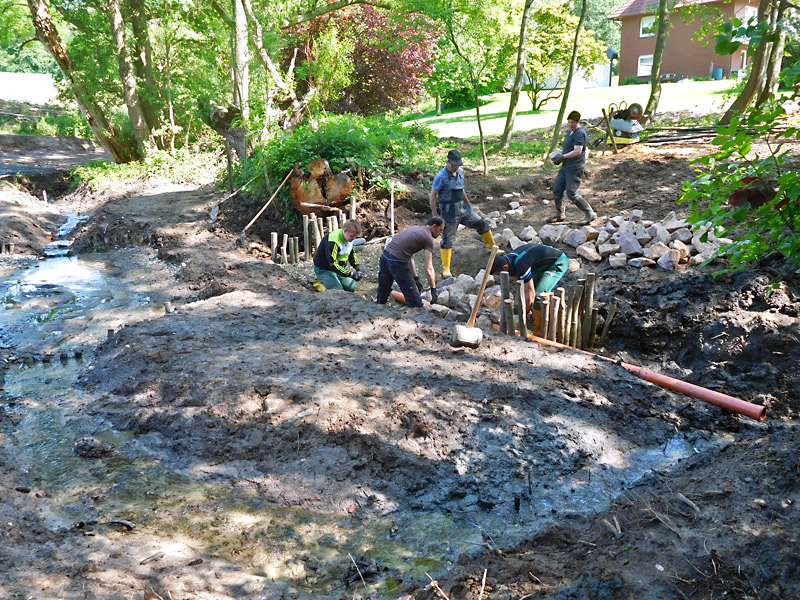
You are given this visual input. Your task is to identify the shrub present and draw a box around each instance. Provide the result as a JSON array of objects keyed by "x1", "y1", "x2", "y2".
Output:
[
  {"x1": 679, "y1": 79, "x2": 800, "y2": 277},
  {"x1": 620, "y1": 76, "x2": 641, "y2": 86},
  {"x1": 234, "y1": 114, "x2": 439, "y2": 221}
]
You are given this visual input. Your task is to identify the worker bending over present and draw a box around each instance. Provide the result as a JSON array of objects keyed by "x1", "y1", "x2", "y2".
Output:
[
  {"x1": 312, "y1": 219, "x2": 363, "y2": 292},
  {"x1": 430, "y1": 149, "x2": 495, "y2": 279},
  {"x1": 377, "y1": 217, "x2": 445, "y2": 308},
  {"x1": 491, "y1": 243, "x2": 569, "y2": 333}
]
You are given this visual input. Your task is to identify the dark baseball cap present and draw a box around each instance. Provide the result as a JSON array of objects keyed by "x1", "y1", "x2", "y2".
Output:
[{"x1": 447, "y1": 150, "x2": 463, "y2": 166}]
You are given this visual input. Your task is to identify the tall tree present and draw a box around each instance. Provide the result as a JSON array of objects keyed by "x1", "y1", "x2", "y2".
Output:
[
  {"x1": 105, "y1": 0, "x2": 153, "y2": 156},
  {"x1": 26, "y1": 0, "x2": 133, "y2": 162},
  {"x1": 643, "y1": 0, "x2": 671, "y2": 126},
  {"x1": 546, "y1": 0, "x2": 587, "y2": 161},
  {"x1": 499, "y1": 0, "x2": 535, "y2": 150},
  {"x1": 719, "y1": 0, "x2": 787, "y2": 125}
]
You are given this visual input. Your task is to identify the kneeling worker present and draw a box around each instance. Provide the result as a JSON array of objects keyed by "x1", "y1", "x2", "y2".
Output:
[
  {"x1": 377, "y1": 217, "x2": 445, "y2": 308},
  {"x1": 490, "y1": 243, "x2": 569, "y2": 332},
  {"x1": 313, "y1": 219, "x2": 363, "y2": 292}
]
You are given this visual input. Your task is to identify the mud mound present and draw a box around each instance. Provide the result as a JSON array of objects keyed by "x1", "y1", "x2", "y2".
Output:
[{"x1": 601, "y1": 264, "x2": 800, "y2": 419}]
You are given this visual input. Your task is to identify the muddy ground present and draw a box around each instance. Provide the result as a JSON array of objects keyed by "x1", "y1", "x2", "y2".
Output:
[{"x1": 0, "y1": 133, "x2": 799, "y2": 600}]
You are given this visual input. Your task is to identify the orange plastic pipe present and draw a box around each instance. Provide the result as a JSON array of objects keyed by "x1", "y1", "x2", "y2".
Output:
[{"x1": 495, "y1": 326, "x2": 766, "y2": 421}]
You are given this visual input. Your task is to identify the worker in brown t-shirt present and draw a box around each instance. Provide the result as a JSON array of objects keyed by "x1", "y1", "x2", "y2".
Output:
[{"x1": 376, "y1": 217, "x2": 445, "y2": 308}]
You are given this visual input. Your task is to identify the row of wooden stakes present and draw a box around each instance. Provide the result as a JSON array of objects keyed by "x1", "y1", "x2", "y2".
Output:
[
  {"x1": 497, "y1": 272, "x2": 617, "y2": 350},
  {"x1": 267, "y1": 204, "x2": 355, "y2": 265}
]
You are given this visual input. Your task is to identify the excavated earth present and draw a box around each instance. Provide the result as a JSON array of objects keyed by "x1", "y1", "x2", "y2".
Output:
[{"x1": 0, "y1": 135, "x2": 798, "y2": 600}]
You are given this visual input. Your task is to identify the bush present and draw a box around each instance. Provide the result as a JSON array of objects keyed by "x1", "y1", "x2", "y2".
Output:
[
  {"x1": 620, "y1": 76, "x2": 641, "y2": 86},
  {"x1": 74, "y1": 148, "x2": 224, "y2": 190},
  {"x1": 679, "y1": 79, "x2": 800, "y2": 277},
  {"x1": 233, "y1": 114, "x2": 439, "y2": 222}
]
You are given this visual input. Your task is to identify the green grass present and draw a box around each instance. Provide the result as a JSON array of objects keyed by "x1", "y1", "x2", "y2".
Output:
[{"x1": 409, "y1": 80, "x2": 738, "y2": 139}]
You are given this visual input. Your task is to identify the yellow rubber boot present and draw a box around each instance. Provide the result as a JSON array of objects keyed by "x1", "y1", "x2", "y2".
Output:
[
  {"x1": 481, "y1": 230, "x2": 496, "y2": 249},
  {"x1": 532, "y1": 308, "x2": 542, "y2": 336},
  {"x1": 311, "y1": 279, "x2": 327, "y2": 292},
  {"x1": 440, "y1": 248, "x2": 453, "y2": 279}
]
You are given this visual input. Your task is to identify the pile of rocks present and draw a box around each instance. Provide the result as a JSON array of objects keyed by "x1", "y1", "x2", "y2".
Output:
[
  {"x1": 422, "y1": 269, "x2": 501, "y2": 326},
  {"x1": 490, "y1": 208, "x2": 731, "y2": 271}
]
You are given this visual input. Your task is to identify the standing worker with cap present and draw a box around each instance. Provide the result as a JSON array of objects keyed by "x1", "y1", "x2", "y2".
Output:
[
  {"x1": 312, "y1": 219, "x2": 364, "y2": 292},
  {"x1": 549, "y1": 110, "x2": 597, "y2": 225},
  {"x1": 430, "y1": 149, "x2": 495, "y2": 279},
  {"x1": 490, "y1": 243, "x2": 569, "y2": 333},
  {"x1": 376, "y1": 217, "x2": 445, "y2": 308}
]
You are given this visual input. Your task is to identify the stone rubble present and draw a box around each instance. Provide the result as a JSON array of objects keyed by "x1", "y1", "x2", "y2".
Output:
[{"x1": 422, "y1": 207, "x2": 730, "y2": 318}]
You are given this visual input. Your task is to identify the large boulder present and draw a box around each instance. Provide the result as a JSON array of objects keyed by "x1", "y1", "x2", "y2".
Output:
[
  {"x1": 576, "y1": 242, "x2": 602, "y2": 262},
  {"x1": 657, "y1": 248, "x2": 681, "y2": 270},
  {"x1": 618, "y1": 230, "x2": 644, "y2": 256}
]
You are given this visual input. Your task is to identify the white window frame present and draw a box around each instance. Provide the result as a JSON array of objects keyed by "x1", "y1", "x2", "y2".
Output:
[
  {"x1": 743, "y1": 6, "x2": 758, "y2": 25},
  {"x1": 638, "y1": 54, "x2": 654, "y2": 77},
  {"x1": 640, "y1": 15, "x2": 656, "y2": 37}
]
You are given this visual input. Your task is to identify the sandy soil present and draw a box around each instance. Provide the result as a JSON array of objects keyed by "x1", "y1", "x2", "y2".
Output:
[{"x1": 0, "y1": 134, "x2": 798, "y2": 600}]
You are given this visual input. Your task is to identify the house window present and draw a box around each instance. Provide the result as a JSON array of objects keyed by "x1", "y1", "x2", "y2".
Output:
[
  {"x1": 740, "y1": 50, "x2": 748, "y2": 70},
  {"x1": 743, "y1": 6, "x2": 758, "y2": 24},
  {"x1": 638, "y1": 55, "x2": 654, "y2": 77},
  {"x1": 640, "y1": 15, "x2": 656, "y2": 37}
]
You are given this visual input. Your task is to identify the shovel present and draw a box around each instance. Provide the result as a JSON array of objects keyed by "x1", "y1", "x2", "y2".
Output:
[{"x1": 451, "y1": 245, "x2": 499, "y2": 348}]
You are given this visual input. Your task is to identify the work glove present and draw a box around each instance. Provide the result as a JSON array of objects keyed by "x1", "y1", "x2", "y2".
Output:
[
  {"x1": 430, "y1": 288, "x2": 438, "y2": 304},
  {"x1": 413, "y1": 276, "x2": 424, "y2": 292},
  {"x1": 351, "y1": 270, "x2": 363, "y2": 282},
  {"x1": 549, "y1": 151, "x2": 564, "y2": 165}
]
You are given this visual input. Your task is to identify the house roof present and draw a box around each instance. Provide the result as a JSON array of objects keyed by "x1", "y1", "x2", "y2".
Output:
[{"x1": 608, "y1": 0, "x2": 719, "y2": 20}]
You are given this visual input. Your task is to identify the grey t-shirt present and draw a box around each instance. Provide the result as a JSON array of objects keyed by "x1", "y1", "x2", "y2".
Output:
[
  {"x1": 561, "y1": 126, "x2": 587, "y2": 170},
  {"x1": 385, "y1": 226, "x2": 435, "y2": 261}
]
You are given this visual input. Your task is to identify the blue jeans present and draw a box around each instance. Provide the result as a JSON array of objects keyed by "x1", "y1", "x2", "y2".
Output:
[
  {"x1": 439, "y1": 204, "x2": 490, "y2": 249},
  {"x1": 377, "y1": 252, "x2": 422, "y2": 308}
]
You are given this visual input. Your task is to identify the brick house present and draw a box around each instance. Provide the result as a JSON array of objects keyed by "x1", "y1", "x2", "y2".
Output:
[{"x1": 608, "y1": 0, "x2": 759, "y2": 82}]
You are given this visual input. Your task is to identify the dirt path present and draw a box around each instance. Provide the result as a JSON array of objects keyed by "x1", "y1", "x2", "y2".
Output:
[{"x1": 0, "y1": 139, "x2": 798, "y2": 600}]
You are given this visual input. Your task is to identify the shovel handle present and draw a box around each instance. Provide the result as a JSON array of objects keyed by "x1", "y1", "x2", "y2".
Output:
[{"x1": 466, "y1": 245, "x2": 499, "y2": 328}]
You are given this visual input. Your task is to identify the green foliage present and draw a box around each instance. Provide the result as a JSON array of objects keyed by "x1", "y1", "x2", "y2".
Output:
[
  {"x1": 620, "y1": 76, "x2": 641, "y2": 86},
  {"x1": 234, "y1": 114, "x2": 439, "y2": 220},
  {"x1": 0, "y1": 4, "x2": 57, "y2": 74},
  {"x1": 74, "y1": 148, "x2": 224, "y2": 190},
  {"x1": 679, "y1": 65, "x2": 800, "y2": 275},
  {"x1": 0, "y1": 100, "x2": 91, "y2": 137}
]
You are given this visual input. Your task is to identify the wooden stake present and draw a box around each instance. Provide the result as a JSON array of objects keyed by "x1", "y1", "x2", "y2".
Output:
[
  {"x1": 564, "y1": 286, "x2": 574, "y2": 345},
  {"x1": 332, "y1": 215, "x2": 339, "y2": 231},
  {"x1": 499, "y1": 272, "x2": 511, "y2": 334},
  {"x1": 599, "y1": 298, "x2": 619, "y2": 346},
  {"x1": 572, "y1": 280, "x2": 585, "y2": 347},
  {"x1": 503, "y1": 299, "x2": 515, "y2": 336},
  {"x1": 270, "y1": 232, "x2": 278, "y2": 263},
  {"x1": 294, "y1": 237, "x2": 300, "y2": 264},
  {"x1": 541, "y1": 299, "x2": 551, "y2": 340},
  {"x1": 549, "y1": 294, "x2": 561, "y2": 341},
  {"x1": 516, "y1": 280, "x2": 528, "y2": 339},
  {"x1": 582, "y1": 273, "x2": 596, "y2": 350},
  {"x1": 281, "y1": 234, "x2": 288, "y2": 265},
  {"x1": 302, "y1": 215, "x2": 309, "y2": 261},
  {"x1": 556, "y1": 287, "x2": 566, "y2": 343},
  {"x1": 350, "y1": 196, "x2": 356, "y2": 220},
  {"x1": 589, "y1": 307, "x2": 599, "y2": 349},
  {"x1": 390, "y1": 181, "x2": 395, "y2": 236}
]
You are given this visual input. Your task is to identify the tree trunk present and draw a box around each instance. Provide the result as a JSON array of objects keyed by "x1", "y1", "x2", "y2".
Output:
[
  {"x1": 127, "y1": 0, "x2": 161, "y2": 139},
  {"x1": 719, "y1": 0, "x2": 775, "y2": 125},
  {"x1": 435, "y1": 93, "x2": 441, "y2": 116},
  {"x1": 643, "y1": 0, "x2": 670, "y2": 126},
  {"x1": 233, "y1": 0, "x2": 250, "y2": 122},
  {"x1": 473, "y1": 83, "x2": 489, "y2": 176},
  {"x1": 756, "y1": 0, "x2": 789, "y2": 106},
  {"x1": 26, "y1": 0, "x2": 133, "y2": 162},
  {"x1": 499, "y1": 0, "x2": 535, "y2": 149},
  {"x1": 107, "y1": 0, "x2": 153, "y2": 156},
  {"x1": 546, "y1": 0, "x2": 587, "y2": 160}
]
